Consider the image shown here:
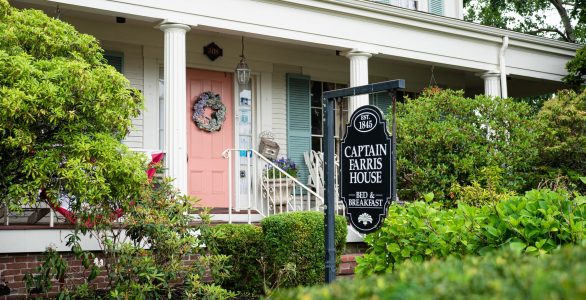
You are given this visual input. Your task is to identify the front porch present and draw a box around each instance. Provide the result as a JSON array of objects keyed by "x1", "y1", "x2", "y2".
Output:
[{"x1": 5, "y1": 0, "x2": 578, "y2": 239}]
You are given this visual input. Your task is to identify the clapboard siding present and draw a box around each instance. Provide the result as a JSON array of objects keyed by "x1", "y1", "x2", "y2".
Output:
[{"x1": 102, "y1": 41, "x2": 144, "y2": 149}]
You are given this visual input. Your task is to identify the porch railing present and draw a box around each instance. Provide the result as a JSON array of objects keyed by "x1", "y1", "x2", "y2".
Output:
[{"x1": 222, "y1": 149, "x2": 346, "y2": 224}]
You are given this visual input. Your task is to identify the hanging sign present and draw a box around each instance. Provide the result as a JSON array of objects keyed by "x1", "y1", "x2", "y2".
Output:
[{"x1": 340, "y1": 105, "x2": 392, "y2": 233}]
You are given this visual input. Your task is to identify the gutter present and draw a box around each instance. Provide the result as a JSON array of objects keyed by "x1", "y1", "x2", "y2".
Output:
[{"x1": 500, "y1": 36, "x2": 509, "y2": 98}]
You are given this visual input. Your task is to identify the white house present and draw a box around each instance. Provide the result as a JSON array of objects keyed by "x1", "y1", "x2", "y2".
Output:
[{"x1": 2, "y1": 0, "x2": 579, "y2": 246}]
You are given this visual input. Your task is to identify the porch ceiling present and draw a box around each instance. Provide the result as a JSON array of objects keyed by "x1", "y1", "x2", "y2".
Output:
[
  {"x1": 10, "y1": 0, "x2": 572, "y2": 97},
  {"x1": 12, "y1": 0, "x2": 579, "y2": 83}
]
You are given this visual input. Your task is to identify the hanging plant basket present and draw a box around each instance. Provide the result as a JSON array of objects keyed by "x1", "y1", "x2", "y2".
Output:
[{"x1": 192, "y1": 91, "x2": 226, "y2": 132}]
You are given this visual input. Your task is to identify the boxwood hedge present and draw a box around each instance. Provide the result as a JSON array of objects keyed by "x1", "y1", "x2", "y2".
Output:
[
  {"x1": 207, "y1": 224, "x2": 263, "y2": 294},
  {"x1": 261, "y1": 211, "x2": 347, "y2": 288},
  {"x1": 209, "y1": 211, "x2": 347, "y2": 295}
]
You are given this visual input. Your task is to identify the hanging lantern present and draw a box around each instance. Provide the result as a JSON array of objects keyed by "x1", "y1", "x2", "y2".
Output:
[{"x1": 235, "y1": 36, "x2": 251, "y2": 85}]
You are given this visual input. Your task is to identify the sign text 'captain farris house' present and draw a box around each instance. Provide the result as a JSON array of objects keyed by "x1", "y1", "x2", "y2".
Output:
[{"x1": 340, "y1": 105, "x2": 393, "y2": 233}]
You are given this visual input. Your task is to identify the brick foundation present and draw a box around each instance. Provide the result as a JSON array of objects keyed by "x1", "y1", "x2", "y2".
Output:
[
  {"x1": 0, "y1": 252, "x2": 109, "y2": 299},
  {"x1": 0, "y1": 243, "x2": 367, "y2": 298},
  {"x1": 338, "y1": 242, "x2": 367, "y2": 278}
]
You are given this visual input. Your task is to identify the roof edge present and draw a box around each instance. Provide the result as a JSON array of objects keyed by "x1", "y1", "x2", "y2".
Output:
[{"x1": 305, "y1": 0, "x2": 581, "y2": 51}]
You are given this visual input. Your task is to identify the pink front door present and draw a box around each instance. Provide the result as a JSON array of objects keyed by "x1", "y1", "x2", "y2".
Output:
[{"x1": 186, "y1": 69, "x2": 234, "y2": 208}]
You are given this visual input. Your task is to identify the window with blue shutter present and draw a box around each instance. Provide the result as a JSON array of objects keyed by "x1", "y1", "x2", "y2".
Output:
[
  {"x1": 287, "y1": 74, "x2": 311, "y2": 184},
  {"x1": 370, "y1": 92, "x2": 393, "y2": 116},
  {"x1": 104, "y1": 51, "x2": 124, "y2": 73},
  {"x1": 429, "y1": 0, "x2": 444, "y2": 15}
]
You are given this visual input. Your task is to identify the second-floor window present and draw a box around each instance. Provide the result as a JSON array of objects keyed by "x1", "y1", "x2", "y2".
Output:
[{"x1": 372, "y1": 0, "x2": 418, "y2": 10}]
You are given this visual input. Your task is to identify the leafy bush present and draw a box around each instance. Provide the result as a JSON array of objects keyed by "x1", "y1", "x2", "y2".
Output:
[
  {"x1": 30, "y1": 177, "x2": 236, "y2": 299},
  {"x1": 208, "y1": 224, "x2": 264, "y2": 295},
  {"x1": 207, "y1": 212, "x2": 348, "y2": 297},
  {"x1": 355, "y1": 189, "x2": 586, "y2": 277},
  {"x1": 0, "y1": 0, "x2": 146, "y2": 214},
  {"x1": 102, "y1": 177, "x2": 235, "y2": 299},
  {"x1": 563, "y1": 45, "x2": 586, "y2": 91},
  {"x1": 23, "y1": 247, "x2": 69, "y2": 297},
  {"x1": 261, "y1": 211, "x2": 347, "y2": 289},
  {"x1": 395, "y1": 88, "x2": 539, "y2": 203},
  {"x1": 536, "y1": 89, "x2": 586, "y2": 193},
  {"x1": 449, "y1": 166, "x2": 516, "y2": 207},
  {"x1": 271, "y1": 242, "x2": 586, "y2": 300}
]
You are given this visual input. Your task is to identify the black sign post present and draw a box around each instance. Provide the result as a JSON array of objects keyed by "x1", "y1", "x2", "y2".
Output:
[
  {"x1": 340, "y1": 105, "x2": 392, "y2": 233},
  {"x1": 321, "y1": 79, "x2": 404, "y2": 283}
]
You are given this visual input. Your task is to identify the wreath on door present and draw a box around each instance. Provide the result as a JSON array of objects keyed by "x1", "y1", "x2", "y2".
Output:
[{"x1": 192, "y1": 91, "x2": 226, "y2": 132}]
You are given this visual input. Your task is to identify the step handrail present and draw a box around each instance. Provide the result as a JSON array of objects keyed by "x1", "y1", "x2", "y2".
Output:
[
  {"x1": 222, "y1": 149, "x2": 324, "y2": 223},
  {"x1": 222, "y1": 149, "x2": 323, "y2": 201}
]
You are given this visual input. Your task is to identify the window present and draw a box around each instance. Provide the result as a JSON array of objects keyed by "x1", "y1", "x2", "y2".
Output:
[
  {"x1": 371, "y1": 0, "x2": 418, "y2": 10},
  {"x1": 310, "y1": 81, "x2": 348, "y2": 156},
  {"x1": 104, "y1": 51, "x2": 124, "y2": 73},
  {"x1": 429, "y1": 0, "x2": 444, "y2": 15}
]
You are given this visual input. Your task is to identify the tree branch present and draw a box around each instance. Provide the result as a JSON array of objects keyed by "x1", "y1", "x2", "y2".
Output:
[
  {"x1": 550, "y1": 0, "x2": 576, "y2": 42},
  {"x1": 526, "y1": 27, "x2": 571, "y2": 42}
]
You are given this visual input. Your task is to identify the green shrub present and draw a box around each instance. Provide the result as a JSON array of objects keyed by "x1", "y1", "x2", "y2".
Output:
[
  {"x1": 23, "y1": 247, "x2": 69, "y2": 297},
  {"x1": 271, "y1": 242, "x2": 586, "y2": 300},
  {"x1": 0, "y1": 0, "x2": 145, "y2": 214},
  {"x1": 208, "y1": 224, "x2": 264, "y2": 295},
  {"x1": 450, "y1": 181, "x2": 516, "y2": 207},
  {"x1": 449, "y1": 166, "x2": 516, "y2": 207},
  {"x1": 355, "y1": 189, "x2": 586, "y2": 277},
  {"x1": 395, "y1": 88, "x2": 539, "y2": 203},
  {"x1": 563, "y1": 45, "x2": 586, "y2": 90},
  {"x1": 536, "y1": 89, "x2": 586, "y2": 193},
  {"x1": 261, "y1": 211, "x2": 347, "y2": 288},
  {"x1": 104, "y1": 177, "x2": 235, "y2": 300}
]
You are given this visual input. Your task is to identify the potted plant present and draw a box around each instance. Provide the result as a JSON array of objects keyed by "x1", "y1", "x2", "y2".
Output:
[
  {"x1": 264, "y1": 158, "x2": 297, "y2": 206},
  {"x1": 265, "y1": 157, "x2": 298, "y2": 179}
]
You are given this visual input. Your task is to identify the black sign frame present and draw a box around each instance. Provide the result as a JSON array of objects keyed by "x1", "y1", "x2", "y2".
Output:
[
  {"x1": 340, "y1": 105, "x2": 392, "y2": 234},
  {"x1": 321, "y1": 79, "x2": 404, "y2": 283}
]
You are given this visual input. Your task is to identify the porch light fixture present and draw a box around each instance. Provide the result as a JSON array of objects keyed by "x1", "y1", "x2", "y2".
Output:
[{"x1": 235, "y1": 36, "x2": 251, "y2": 86}]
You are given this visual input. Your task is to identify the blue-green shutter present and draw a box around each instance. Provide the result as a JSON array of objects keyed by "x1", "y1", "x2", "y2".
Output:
[
  {"x1": 104, "y1": 51, "x2": 124, "y2": 73},
  {"x1": 370, "y1": 92, "x2": 392, "y2": 116},
  {"x1": 429, "y1": 0, "x2": 444, "y2": 15},
  {"x1": 287, "y1": 74, "x2": 311, "y2": 184}
]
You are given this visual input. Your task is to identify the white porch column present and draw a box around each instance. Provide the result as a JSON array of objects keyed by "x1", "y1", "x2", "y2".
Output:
[
  {"x1": 480, "y1": 70, "x2": 501, "y2": 97},
  {"x1": 160, "y1": 23, "x2": 190, "y2": 195},
  {"x1": 345, "y1": 50, "x2": 372, "y2": 116}
]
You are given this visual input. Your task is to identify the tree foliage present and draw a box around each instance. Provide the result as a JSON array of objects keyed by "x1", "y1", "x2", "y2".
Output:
[
  {"x1": 0, "y1": 0, "x2": 146, "y2": 212},
  {"x1": 536, "y1": 89, "x2": 586, "y2": 191},
  {"x1": 395, "y1": 88, "x2": 539, "y2": 203},
  {"x1": 563, "y1": 45, "x2": 586, "y2": 89},
  {"x1": 464, "y1": 0, "x2": 586, "y2": 43}
]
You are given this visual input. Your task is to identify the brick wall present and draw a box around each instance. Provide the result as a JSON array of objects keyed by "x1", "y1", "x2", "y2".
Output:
[
  {"x1": 338, "y1": 242, "x2": 368, "y2": 278},
  {"x1": 0, "y1": 253, "x2": 205, "y2": 299},
  {"x1": 0, "y1": 243, "x2": 367, "y2": 298},
  {"x1": 0, "y1": 252, "x2": 110, "y2": 299}
]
